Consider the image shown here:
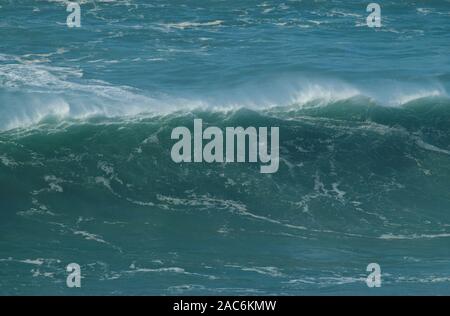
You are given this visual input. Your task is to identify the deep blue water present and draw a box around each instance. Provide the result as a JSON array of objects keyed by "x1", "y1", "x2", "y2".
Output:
[{"x1": 1, "y1": 0, "x2": 450, "y2": 295}]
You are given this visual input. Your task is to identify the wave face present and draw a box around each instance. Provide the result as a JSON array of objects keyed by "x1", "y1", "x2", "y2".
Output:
[
  {"x1": 2, "y1": 101, "x2": 450, "y2": 294},
  {"x1": 1, "y1": 1, "x2": 450, "y2": 294}
]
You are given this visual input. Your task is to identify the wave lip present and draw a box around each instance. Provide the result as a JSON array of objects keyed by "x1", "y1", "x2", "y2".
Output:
[
  {"x1": 1, "y1": 55, "x2": 450, "y2": 131},
  {"x1": 1, "y1": 91, "x2": 450, "y2": 132}
]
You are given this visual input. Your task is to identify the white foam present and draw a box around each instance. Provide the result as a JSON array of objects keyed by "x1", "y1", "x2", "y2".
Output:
[
  {"x1": 21, "y1": 258, "x2": 45, "y2": 265},
  {"x1": 228, "y1": 265, "x2": 284, "y2": 277},
  {"x1": 0, "y1": 58, "x2": 167, "y2": 130},
  {"x1": 73, "y1": 230, "x2": 108, "y2": 244},
  {"x1": 0, "y1": 155, "x2": 18, "y2": 167},
  {"x1": 414, "y1": 137, "x2": 450, "y2": 156},
  {"x1": 163, "y1": 20, "x2": 223, "y2": 30},
  {"x1": 379, "y1": 233, "x2": 450, "y2": 240}
]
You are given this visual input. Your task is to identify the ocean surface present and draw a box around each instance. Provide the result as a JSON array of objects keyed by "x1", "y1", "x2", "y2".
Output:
[{"x1": 1, "y1": 0, "x2": 450, "y2": 295}]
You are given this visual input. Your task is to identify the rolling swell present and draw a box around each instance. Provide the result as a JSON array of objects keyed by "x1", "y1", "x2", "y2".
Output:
[
  {"x1": 1, "y1": 97, "x2": 450, "y2": 294},
  {"x1": 1, "y1": 97, "x2": 450, "y2": 233}
]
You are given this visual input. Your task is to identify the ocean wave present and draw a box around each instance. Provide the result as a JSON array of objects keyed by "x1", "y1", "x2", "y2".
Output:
[
  {"x1": 2, "y1": 47, "x2": 449, "y2": 130},
  {"x1": 1, "y1": 60, "x2": 449, "y2": 131}
]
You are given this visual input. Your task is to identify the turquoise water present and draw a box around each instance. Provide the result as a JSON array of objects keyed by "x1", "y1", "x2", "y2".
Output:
[{"x1": 1, "y1": 0, "x2": 450, "y2": 295}]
